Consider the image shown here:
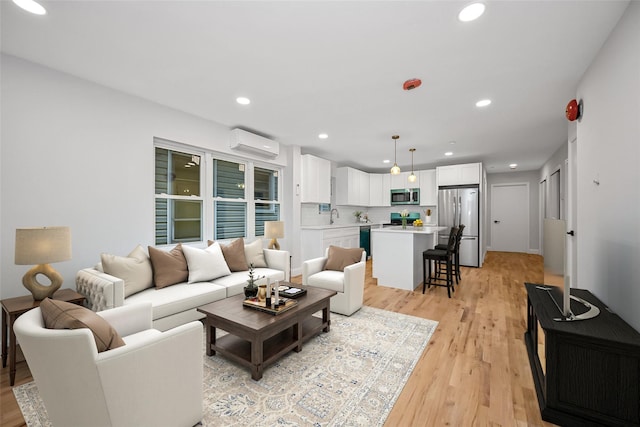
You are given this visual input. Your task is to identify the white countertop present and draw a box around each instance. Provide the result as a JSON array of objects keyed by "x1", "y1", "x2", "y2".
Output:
[
  {"x1": 372, "y1": 226, "x2": 445, "y2": 234},
  {"x1": 300, "y1": 223, "x2": 386, "y2": 230}
]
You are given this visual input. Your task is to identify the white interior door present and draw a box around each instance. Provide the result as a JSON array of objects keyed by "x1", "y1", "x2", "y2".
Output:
[{"x1": 491, "y1": 183, "x2": 529, "y2": 253}]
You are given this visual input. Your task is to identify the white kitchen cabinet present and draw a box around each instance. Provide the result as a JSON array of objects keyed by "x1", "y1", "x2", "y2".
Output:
[
  {"x1": 301, "y1": 227, "x2": 360, "y2": 262},
  {"x1": 358, "y1": 170, "x2": 370, "y2": 205},
  {"x1": 301, "y1": 154, "x2": 331, "y2": 203},
  {"x1": 419, "y1": 169, "x2": 437, "y2": 206},
  {"x1": 336, "y1": 167, "x2": 369, "y2": 206},
  {"x1": 369, "y1": 173, "x2": 390, "y2": 206},
  {"x1": 436, "y1": 163, "x2": 481, "y2": 186},
  {"x1": 460, "y1": 163, "x2": 481, "y2": 184},
  {"x1": 390, "y1": 171, "x2": 414, "y2": 190}
]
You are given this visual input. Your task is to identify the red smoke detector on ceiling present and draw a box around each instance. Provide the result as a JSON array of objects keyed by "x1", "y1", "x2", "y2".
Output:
[{"x1": 403, "y1": 78, "x2": 422, "y2": 90}]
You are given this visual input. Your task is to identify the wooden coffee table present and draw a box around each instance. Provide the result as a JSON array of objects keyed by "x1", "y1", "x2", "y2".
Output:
[{"x1": 197, "y1": 285, "x2": 336, "y2": 380}]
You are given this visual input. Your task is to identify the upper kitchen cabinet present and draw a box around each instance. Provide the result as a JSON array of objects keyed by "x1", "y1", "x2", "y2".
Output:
[
  {"x1": 436, "y1": 163, "x2": 481, "y2": 186},
  {"x1": 419, "y1": 169, "x2": 437, "y2": 206},
  {"x1": 369, "y1": 173, "x2": 391, "y2": 207},
  {"x1": 301, "y1": 154, "x2": 331, "y2": 203},
  {"x1": 336, "y1": 167, "x2": 370, "y2": 206},
  {"x1": 390, "y1": 171, "x2": 415, "y2": 190}
]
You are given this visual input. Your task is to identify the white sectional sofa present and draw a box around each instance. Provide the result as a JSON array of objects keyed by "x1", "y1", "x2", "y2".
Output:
[{"x1": 76, "y1": 239, "x2": 290, "y2": 331}]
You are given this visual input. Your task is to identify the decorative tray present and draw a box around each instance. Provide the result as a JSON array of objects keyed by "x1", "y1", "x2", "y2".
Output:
[{"x1": 243, "y1": 298, "x2": 298, "y2": 315}]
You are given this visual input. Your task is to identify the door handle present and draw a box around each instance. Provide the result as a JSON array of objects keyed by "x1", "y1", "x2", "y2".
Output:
[
  {"x1": 567, "y1": 230, "x2": 575, "y2": 236},
  {"x1": 493, "y1": 220, "x2": 500, "y2": 224}
]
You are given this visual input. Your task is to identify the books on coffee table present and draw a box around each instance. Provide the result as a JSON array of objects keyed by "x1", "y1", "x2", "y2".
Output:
[{"x1": 281, "y1": 287, "x2": 307, "y2": 298}]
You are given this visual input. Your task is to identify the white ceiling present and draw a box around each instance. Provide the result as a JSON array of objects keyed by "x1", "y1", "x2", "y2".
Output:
[{"x1": 1, "y1": 0, "x2": 629, "y2": 173}]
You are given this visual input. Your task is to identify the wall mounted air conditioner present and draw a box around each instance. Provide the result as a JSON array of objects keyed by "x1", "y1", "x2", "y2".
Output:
[{"x1": 229, "y1": 128, "x2": 279, "y2": 158}]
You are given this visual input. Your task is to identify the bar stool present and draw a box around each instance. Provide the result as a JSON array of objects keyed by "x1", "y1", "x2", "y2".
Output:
[
  {"x1": 434, "y1": 224, "x2": 465, "y2": 284},
  {"x1": 423, "y1": 227, "x2": 458, "y2": 298}
]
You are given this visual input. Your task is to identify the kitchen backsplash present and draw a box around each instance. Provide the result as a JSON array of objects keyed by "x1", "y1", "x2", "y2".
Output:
[{"x1": 301, "y1": 204, "x2": 436, "y2": 226}]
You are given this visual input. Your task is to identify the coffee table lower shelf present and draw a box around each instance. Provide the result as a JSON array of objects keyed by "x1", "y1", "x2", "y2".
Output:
[
  {"x1": 199, "y1": 287, "x2": 336, "y2": 381},
  {"x1": 212, "y1": 316, "x2": 325, "y2": 373}
]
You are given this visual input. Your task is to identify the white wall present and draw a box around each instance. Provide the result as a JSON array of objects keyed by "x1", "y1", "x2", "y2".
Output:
[
  {"x1": 0, "y1": 54, "x2": 294, "y2": 299},
  {"x1": 575, "y1": 2, "x2": 640, "y2": 330}
]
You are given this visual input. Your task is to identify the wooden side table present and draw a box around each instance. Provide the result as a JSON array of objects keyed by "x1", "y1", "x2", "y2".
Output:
[{"x1": 1, "y1": 288, "x2": 85, "y2": 386}]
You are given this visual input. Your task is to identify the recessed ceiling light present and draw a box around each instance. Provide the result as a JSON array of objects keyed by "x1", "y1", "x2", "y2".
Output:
[
  {"x1": 476, "y1": 99, "x2": 492, "y2": 107},
  {"x1": 236, "y1": 97, "x2": 251, "y2": 105},
  {"x1": 509, "y1": 163, "x2": 518, "y2": 169},
  {"x1": 318, "y1": 133, "x2": 328, "y2": 139},
  {"x1": 12, "y1": 0, "x2": 46, "y2": 15},
  {"x1": 458, "y1": 2, "x2": 485, "y2": 22},
  {"x1": 383, "y1": 160, "x2": 390, "y2": 164},
  {"x1": 445, "y1": 152, "x2": 453, "y2": 156}
]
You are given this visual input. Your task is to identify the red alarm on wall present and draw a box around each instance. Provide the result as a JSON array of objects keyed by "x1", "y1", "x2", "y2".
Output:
[
  {"x1": 403, "y1": 78, "x2": 422, "y2": 90},
  {"x1": 566, "y1": 99, "x2": 580, "y2": 121}
]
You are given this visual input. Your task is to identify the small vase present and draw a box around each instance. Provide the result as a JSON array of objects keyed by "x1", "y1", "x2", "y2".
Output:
[
  {"x1": 402, "y1": 218, "x2": 407, "y2": 229},
  {"x1": 426, "y1": 216, "x2": 431, "y2": 224},
  {"x1": 244, "y1": 283, "x2": 258, "y2": 299},
  {"x1": 257, "y1": 285, "x2": 267, "y2": 302}
]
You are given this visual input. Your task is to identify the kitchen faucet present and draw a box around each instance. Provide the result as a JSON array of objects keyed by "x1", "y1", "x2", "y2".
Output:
[{"x1": 330, "y1": 208, "x2": 339, "y2": 225}]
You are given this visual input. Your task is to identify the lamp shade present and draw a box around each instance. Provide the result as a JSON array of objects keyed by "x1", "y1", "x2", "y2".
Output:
[
  {"x1": 264, "y1": 221, "x2": 284, "y2": 239},
  {"x1": 15, "y1": 227, "x2": 72, "y2": 265}
]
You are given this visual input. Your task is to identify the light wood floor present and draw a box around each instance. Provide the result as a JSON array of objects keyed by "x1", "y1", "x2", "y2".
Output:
[{"x1": 1, "y1": 251, "x2": 556, "y2": 427}]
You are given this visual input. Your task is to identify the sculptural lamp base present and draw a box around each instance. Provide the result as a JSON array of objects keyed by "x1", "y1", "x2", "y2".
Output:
[
  {"x1": 22, "y1": 263, "x2": 63, "y2": 300},
  {"x1": 268, "y1": 238, "x2": 280, "y2": 250}
]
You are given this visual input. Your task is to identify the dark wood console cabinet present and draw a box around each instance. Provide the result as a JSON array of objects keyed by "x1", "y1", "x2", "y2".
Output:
[{"x1": 524, "y1": 283, "x2": 640, "y2": 427}]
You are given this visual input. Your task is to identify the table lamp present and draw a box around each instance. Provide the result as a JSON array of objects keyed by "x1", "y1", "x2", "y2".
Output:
[
  {"x1": 264, "y1": 221, "x2": 284, "y2": 250},
  {"x1": 15, "y1": 226, "x2": 72, "y2": 300}
]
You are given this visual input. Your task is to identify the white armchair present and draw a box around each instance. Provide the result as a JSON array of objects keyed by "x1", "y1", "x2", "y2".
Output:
[
  {"x1": 302, "y1": 248, "x2": 366, "y2": 316},
  {"x1": 13, "y1": 302, "x2": 203, "y2": 427}
]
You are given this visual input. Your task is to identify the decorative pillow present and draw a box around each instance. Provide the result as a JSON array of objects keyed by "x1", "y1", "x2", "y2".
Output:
[
  {"x1": 220, "y1": 238, "x2": 249, "y2": 272},
  {"x1": 324, "y1": 246, "x2": 364, "y2": 272},
  {"x1": 244, "y1": 239, "x2": 267, "y2": 268},
  {"x1": 40, "y1": 298, "x2": 125, "y2": 352},
  {"x1": 101, "y1": 245, "x2": 153, "y2": 297},
  {"x1": 182, "y1": 243, "x2": 231, "y2": 283},
  {"x1": 148, "y1": 244, "x2": 189, "y2": 289}
]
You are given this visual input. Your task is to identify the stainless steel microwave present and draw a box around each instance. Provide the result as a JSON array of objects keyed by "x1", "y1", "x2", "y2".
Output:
[{"x1": 390, "y1": 188, "x2": 420, "y2": 205}]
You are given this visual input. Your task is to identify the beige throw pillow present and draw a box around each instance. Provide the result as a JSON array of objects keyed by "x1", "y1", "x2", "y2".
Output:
[
  {"x1": 148, "y1": 244, "x2": 189, "y2": 289},
  {"x1": 40, "y1": 298, "x2": 125, "y2": 352},
  {"x1": 244, "y1": 239, "x2": 267, "y2": 268},
  {"x1": 101, "y1": 245, "x2": 153, "y2": 297},
  {"x1": 324, "y1": 246, "x2": 364, "y2": 272},
  {"x1": 221, "y1": 238, "x2": 249, "y2": 272},
  {"x1": 182, "y1": 243, "x2": 231, "y2": 283}
]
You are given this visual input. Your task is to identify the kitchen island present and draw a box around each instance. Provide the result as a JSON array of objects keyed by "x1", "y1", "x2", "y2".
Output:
[{"x1": 372, "y1": 226, "x2": 447, "y2": 291}]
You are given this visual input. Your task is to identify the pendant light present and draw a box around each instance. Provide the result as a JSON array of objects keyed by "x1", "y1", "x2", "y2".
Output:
[
  {"x1": 390, "y1": 135, "x2": 401, "y2": 175},
  {"x1": 408, "y1": 148, "x2": 417, "y2": 182}
]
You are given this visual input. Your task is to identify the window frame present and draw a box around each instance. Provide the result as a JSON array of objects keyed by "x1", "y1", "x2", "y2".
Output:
[
  {"x1": 154, "y1": 138, "x2": 282, "y2": 246},
  {"x1": 154, "y1": 141, "x2": 205, "y2": 245}
]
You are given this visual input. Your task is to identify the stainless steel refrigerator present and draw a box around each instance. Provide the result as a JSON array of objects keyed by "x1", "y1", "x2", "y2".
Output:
[{"x1": 438, "y1": 185, "x2": 480, "y2": 267}]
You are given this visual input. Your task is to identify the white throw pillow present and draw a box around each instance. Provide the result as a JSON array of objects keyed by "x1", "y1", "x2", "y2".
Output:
[
  {"x1": 101, "y1": 245, "x2": 153, "y2": 297},
  {"x1": 182, "y1": 243, "x2": 231, "y2": 283},
  {"x1": 244, "y1": 239, "x2": 267, "y2": 268}
]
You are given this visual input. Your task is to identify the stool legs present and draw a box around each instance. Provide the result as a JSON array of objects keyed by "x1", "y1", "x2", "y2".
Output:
[
  {"x1": 422, "y1": 257, "x2": 433, "y2": 294},
  {"x1": 423, "y1": 257, "x2": 427, "y2": 293},
  {"x1": 422, "y1": 255, "x2": 454, "y2": 298}
]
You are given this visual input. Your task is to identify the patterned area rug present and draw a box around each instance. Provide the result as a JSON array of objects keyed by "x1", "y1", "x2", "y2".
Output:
[{"x1": 14, "y1": 306, "x2": 437, "y2": 426}]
